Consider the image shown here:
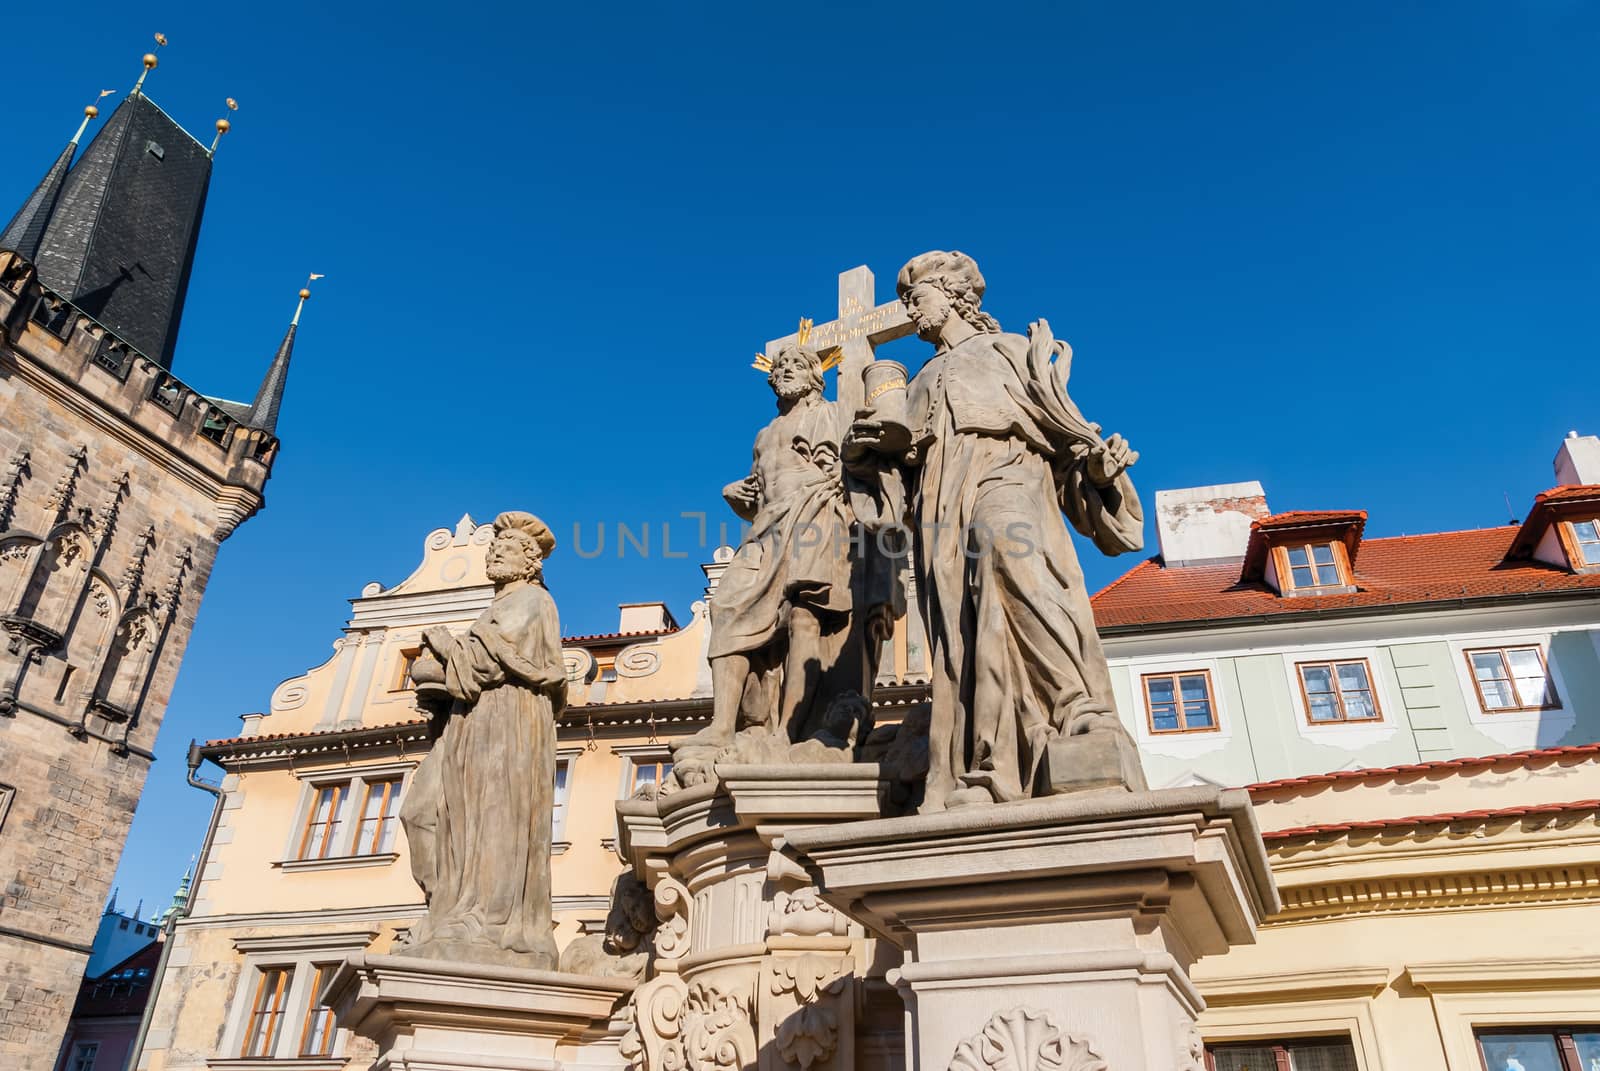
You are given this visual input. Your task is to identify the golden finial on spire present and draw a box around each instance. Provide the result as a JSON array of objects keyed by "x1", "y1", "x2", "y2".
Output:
[
  {"x1": 133, "y1": 33, "x2": 167, "y2": 95},
  {"x1": 293, "y1": 274, "x2": 324, "y2": 326},
  {"x1": 208, "y1": 97, "x2": 239, "y2": 155},
  {"x1": 72, "y1": 90, "x2": 116, "y2": 144}
]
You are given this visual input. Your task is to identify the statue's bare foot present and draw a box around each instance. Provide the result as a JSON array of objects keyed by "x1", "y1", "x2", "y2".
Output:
[
  {"x1": 946, "y1": 785, "x2": 994, "y2": 808},
  {"x1": 675, "y1": 724, "x2": 734, "y2": 751}
]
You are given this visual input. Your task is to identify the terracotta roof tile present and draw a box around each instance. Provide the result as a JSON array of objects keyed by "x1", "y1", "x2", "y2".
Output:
[
  {"x1": 203, "y1": 717, "x2": 429, "y2": 749},
  {"x1": 1244, "y1": 742, "x2": 1600, "y2": 794},
  {"x1": 1093, "y1": 524, "x2": 1600, "y2": 629},
  {"x1": 1262, "y1": 798, "x2": 1599, "y2": 840}
]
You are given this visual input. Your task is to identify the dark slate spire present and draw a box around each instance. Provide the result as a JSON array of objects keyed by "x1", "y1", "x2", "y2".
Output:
[
  {"x1": 0, "y1": 140, "x2": 77, "y2": 261},
  {"x1": 247, "y1": 288, "x2": 310, "y2": 434},
  {"x1": 31, "y1": 90, "x2": 213, "y2": 369}
]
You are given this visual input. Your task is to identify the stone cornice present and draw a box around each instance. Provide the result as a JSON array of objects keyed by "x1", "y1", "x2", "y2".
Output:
[
  {"x1": 1405, "y1": 956, "x2": 1600, "y2": 991},
  {"x1": 1197, "y1": 965, "x2": 1390, "y2": 1005},
  {"x1": 1271, "y1": 861, "x2": 1600, "y2": 923}
]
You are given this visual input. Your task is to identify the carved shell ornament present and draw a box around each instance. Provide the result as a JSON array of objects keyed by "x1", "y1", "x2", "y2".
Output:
[{"x1": 948, "y1": 1008, "x2": 1107, "y2": 1071}]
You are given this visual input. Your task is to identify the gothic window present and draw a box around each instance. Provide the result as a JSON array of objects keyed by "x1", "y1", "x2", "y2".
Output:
[
  {"x1": 1141, "y1": 670, "x2": 1218, "y2": 733},
  {"x1": 1465, "y1": 646, "x2": 1561, "y2": 713},
  {"x1": 1205, "y1": 1035, "x2": 1357, "y2": 1070},
  {"x1": 1476, "y1": 1028, "x2": 1600, "y2": 1071},
  {"x1": 0, "y1": 783, "x2": 13, "y2": 834},
  {"x1": 1296, "y1": 659, "x2": 1381, "y2": 723}
]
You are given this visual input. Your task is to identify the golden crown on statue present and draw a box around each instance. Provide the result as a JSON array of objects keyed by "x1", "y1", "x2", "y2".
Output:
[{"x1": 751, "y1": 318, "x2": 845, "y2": 374}]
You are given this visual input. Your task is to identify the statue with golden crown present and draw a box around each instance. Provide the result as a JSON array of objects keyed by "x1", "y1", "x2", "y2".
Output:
[{"x1": 672, "y1": 323, "x2": 899, "y2": 778}]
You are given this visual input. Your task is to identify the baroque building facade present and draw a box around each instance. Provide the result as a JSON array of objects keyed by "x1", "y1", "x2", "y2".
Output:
[
  {"x1": 0, "y1": 66, "x2": 303, "y2": 1067},
  {"x1": 136, "y1": 432, "x2": 1600, "y2": 1071}
]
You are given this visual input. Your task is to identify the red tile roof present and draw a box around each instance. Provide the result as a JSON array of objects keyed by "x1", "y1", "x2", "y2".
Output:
[
  {"x1": 202, "y1": 717, "x2": 429, "y2": 750},
  {"x1": 1093, "y1": 524, "x2": 1600, "y2": 629},
  {"x1": 1262, "y1": 798, "x2": 1599, "y2": 841},
  {"x1": 1253, "y1": 510, "x2": 1368, "y2": 531},
  {"x1": 1245, "y1": 742, "x2": 1600, "y2": 795}
]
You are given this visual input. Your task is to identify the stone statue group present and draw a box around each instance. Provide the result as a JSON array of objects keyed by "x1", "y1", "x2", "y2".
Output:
[{"x1": 393, "y1": 250, "x2": 1146, "y2": 971}]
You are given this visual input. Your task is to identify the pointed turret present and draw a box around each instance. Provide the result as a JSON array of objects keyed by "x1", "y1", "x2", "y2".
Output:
[
  {"x1": 246, "y1": 286, "x2": 311, "y2": 434},
  {"x1": 1, "y1": 142, "x2": 76, "y2": 261},
  {"x1": 29, "y1": 60, "x2": 214, "y2": 368}
]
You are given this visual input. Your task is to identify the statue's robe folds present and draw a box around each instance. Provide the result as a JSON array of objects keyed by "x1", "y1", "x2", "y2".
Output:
[
  {"x1": 710, "y1": 398, "x2": 890, "y2": 734},
  {"x1": 901, "y1": 322, "x2": 1142, "y2": 811},
  {"x1": 400, "y1": 582, "x2": 566, "y2": 968}
]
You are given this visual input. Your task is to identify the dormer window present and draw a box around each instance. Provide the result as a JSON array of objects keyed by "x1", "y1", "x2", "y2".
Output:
[
  {"x1": 1240, "y1": 510, "x2": 1366, "y2": 596},
  {"x1": 1568, "y1": 520, "x2": 1600, "y2": 566},
  {"x1": 1282, "y1": 543, "x2": 1343, "y2": 591}
]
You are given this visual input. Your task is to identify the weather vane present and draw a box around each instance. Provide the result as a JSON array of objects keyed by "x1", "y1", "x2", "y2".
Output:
[
  {"x1": 294, "y1": 274, "x2": 325, "y2": 326},
  {"x1": 209, "y1": 97, "x2": 239, "y2": 154},
  {"x1": 133, "y1": 32, "x2": 167, "y2": 95}
]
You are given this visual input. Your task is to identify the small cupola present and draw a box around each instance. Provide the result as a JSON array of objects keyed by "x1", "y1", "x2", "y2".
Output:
[{"x1": 1241, "y1": 510, "x2": 1366, "y2": 596}]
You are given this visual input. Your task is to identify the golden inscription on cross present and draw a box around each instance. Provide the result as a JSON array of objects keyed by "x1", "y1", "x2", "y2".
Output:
[{"x1": 763, "y1": 265, "x2": 915, "y2": 414}]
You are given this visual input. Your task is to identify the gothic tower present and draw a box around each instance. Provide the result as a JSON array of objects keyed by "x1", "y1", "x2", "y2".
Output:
[{"x1": 0, "y1": 51, "x2": 303, "y2": 1067}]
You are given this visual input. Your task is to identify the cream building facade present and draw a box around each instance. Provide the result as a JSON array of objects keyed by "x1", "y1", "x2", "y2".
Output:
[{"x1": 136, "y1": 496, "x2": 1600, "y2": 1071}]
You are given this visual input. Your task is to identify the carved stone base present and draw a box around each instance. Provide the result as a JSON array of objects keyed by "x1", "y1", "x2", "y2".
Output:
[
  {"x1": 1040, "y1": 727, "x2": 1148, "y2": 795},
  {"x1": 324, "y1": 953, "x2": 634, "y2": 1071},
  {"x1": 783, "y1": 787, "x2": 1281, "y2": 1071}
]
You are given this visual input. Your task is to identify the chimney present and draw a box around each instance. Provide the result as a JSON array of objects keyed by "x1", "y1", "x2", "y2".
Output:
[
  {"x1": 1554, "y1": 431, "x2": 1600, "y2": 487},
  {"x1": 617, "y1": 601, "x2": 678, "y2": 634},
  {"x1": 702, "y1": 545, "x2": 735, "y2": 601},
  {"x1": 1155, "y1": 482, "x2": 1272, "y2": 567}
]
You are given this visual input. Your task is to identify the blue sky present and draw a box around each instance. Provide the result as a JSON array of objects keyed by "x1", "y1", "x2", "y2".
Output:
[{"x1": 4, "y1": 1, "x2": 1597, "y2": 915}]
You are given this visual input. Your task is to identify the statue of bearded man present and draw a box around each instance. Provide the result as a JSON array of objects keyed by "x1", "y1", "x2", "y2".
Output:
[
  {"x1": 677, "y1": 340, "x2": 892, "y2": 754},
  {"x1": 845, "y1": 251, "x2": 1147, "y2": 811},
  {"x1": 398, "y1": 511, "x2": 566, "y2": 968}
]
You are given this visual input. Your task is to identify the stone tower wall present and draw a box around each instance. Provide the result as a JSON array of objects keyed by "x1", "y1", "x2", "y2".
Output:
[{"x1": 0, "y1": 252, "x2": 269, "y2": 1068}]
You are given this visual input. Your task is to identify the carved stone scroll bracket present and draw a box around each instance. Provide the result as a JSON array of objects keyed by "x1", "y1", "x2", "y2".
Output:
[
  {"x1": 653, "y1": 874, "x2": 692, "y2": 963},
  {"x1": 947, "y1": 1008, "x2": 1107, "y2": 1071},
  {"x1": 762, "y1": 954, "x2": 853, "y2": 1071},
  {"x1": 621, "y1": 972, "x2": 688, "y2": 1071},
  {"x1": 766, "y1": 846, "x2": 847, "y2": 939}
]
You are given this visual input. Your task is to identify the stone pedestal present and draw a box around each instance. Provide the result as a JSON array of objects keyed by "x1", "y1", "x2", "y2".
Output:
[
  {"x1": 324, "y1": 953, "x2": 634, "y2": 1071},
  {"x1": 614, "y1": 764, "x2": 904, "y2": 1071},
  {"x1": 782, "y1": 787, "x2": 1280, "y2": 1071}
]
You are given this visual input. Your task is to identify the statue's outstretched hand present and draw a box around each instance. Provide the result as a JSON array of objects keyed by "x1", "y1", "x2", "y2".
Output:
[{"x1": 1087, "y1": 434, "x2": 1138, "y2": 487}]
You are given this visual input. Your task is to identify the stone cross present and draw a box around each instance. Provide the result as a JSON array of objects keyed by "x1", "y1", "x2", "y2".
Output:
[{"x1": 763, "y1": 265, "x2": 915, "y2": 414}]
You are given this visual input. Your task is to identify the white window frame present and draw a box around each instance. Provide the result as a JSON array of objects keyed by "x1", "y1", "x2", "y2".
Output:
[
  {"x1": 1121, "y1": 657, "x2": 1235, "y2": 762},
  {"x1": 1448, "y1": 632, "x2": 1575, "y2": 749},
  {"x1": 215, "y1": 930, "x2": 376, "y2": 1067},
  {"x1": 552, "y1": 747, "x2": 581, "y2": 854},
  {"x1": 1278, "y1": 646, "x2": 1399, "y2": 751},
  {"x1": 277, "y1": 762, "x2": 416, "y2": 873},
  {"x1": 613, "y1": 743, "x2": 673, "y2": 800},
  {"x1": 68, "y1": 1040, "x2": 99, "y2": 1071}
]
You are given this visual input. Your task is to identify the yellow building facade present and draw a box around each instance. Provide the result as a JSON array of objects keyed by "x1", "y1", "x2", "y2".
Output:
[{"x1": 133, "y1": 515, "x2": 1600, "y2": 1071}]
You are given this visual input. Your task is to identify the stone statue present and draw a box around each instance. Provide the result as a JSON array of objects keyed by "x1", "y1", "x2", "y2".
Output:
[
  {"x1": 557, "y1": 872, "x2": 655, "y2": 981},
  {"x1": 844, "y1": 251, "x2": 1147, "y2": 811},
  {"x1": 675, "y1": 341, "x2": 893, "y2": 762},
  {"x1": 398, "y1": 511, "x2": 566, "y2": 968}
]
